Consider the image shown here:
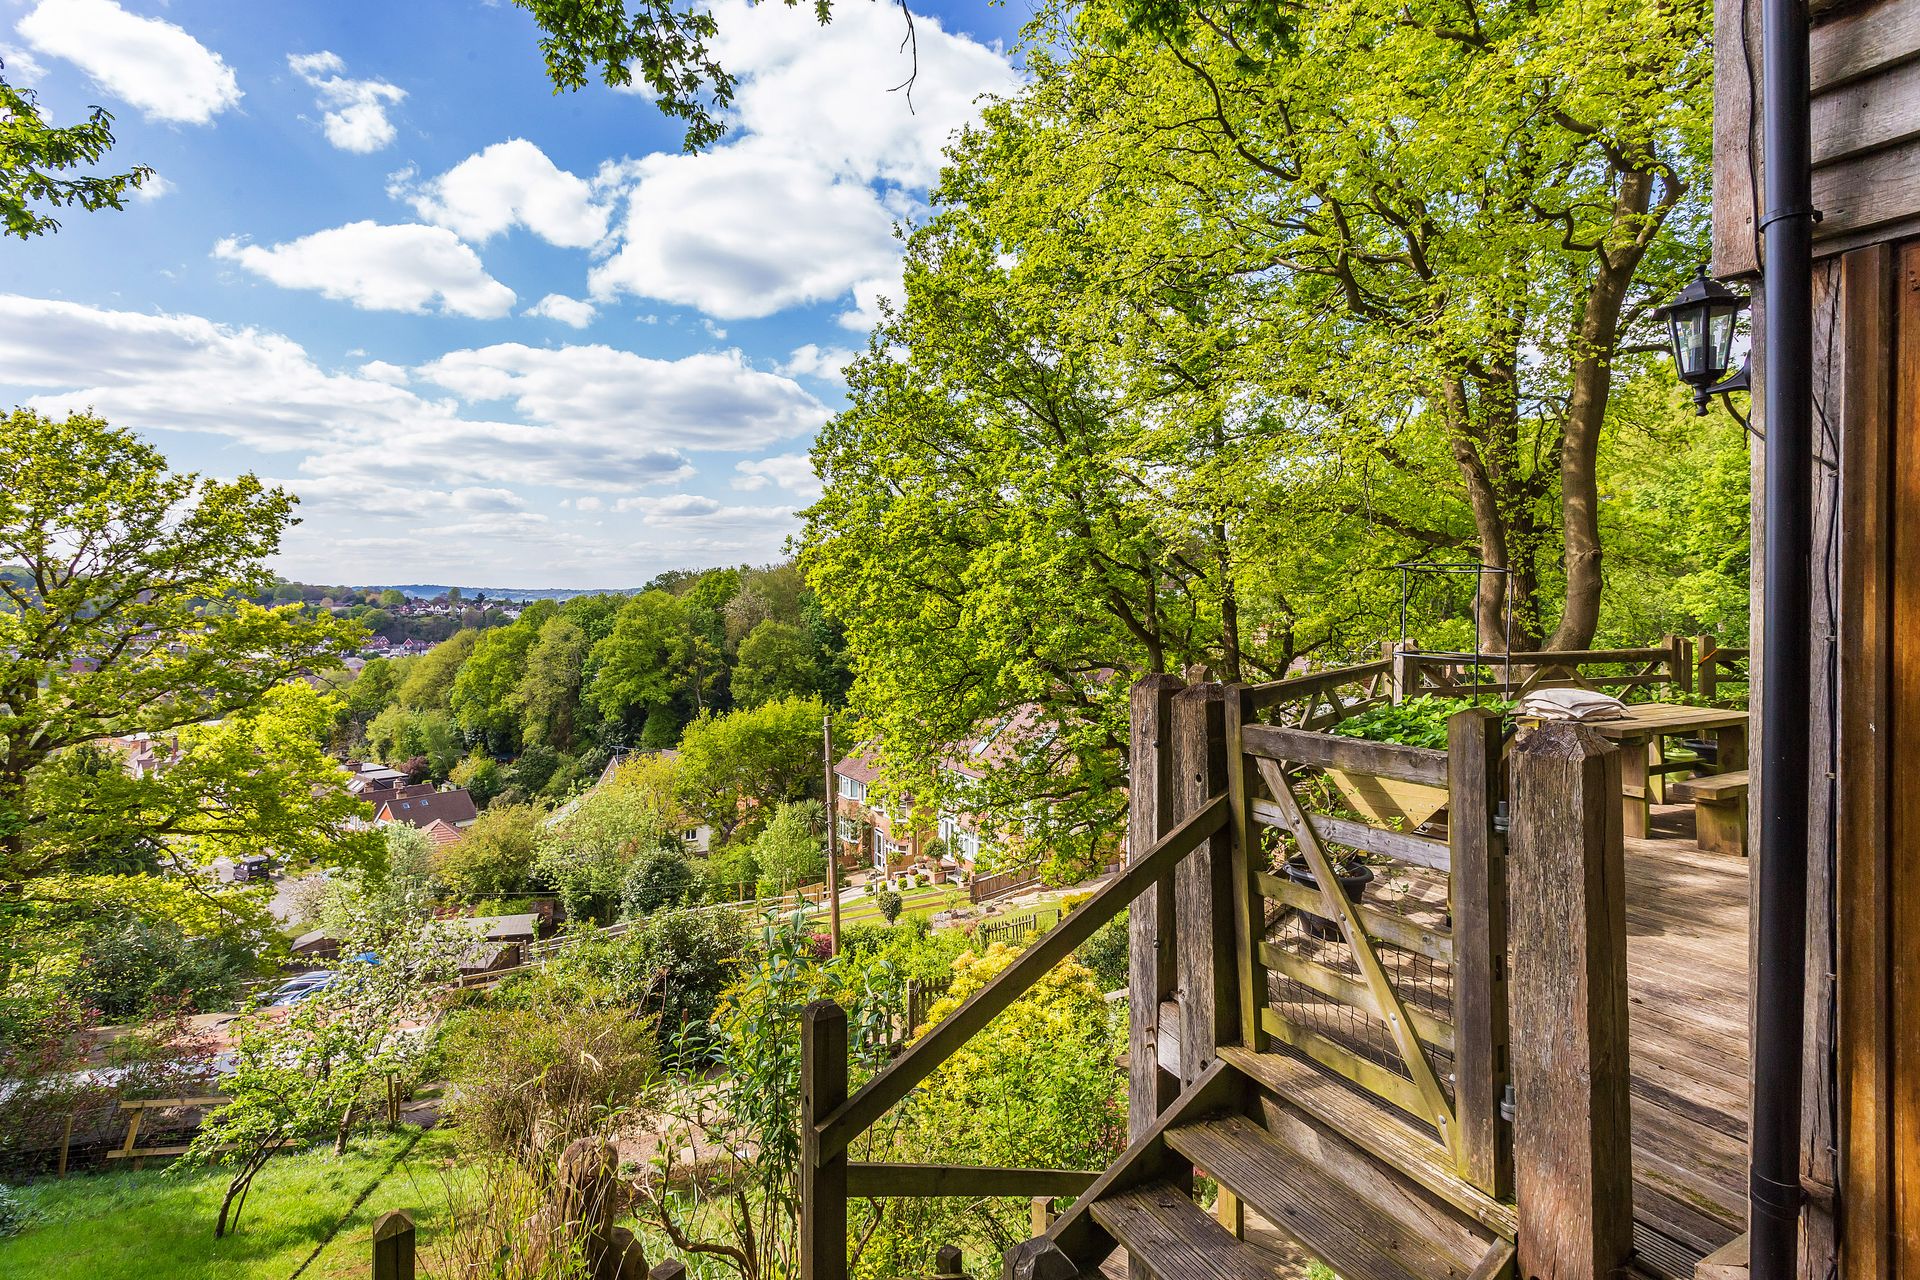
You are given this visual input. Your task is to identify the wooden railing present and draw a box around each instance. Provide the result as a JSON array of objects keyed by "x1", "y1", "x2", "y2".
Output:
[
  {"x1": 969, "y1": 862, "x2": 1042, "y2": 904},
  {"x1": 799, "y1": 795, "x2": 1229, "y2": 1280}
]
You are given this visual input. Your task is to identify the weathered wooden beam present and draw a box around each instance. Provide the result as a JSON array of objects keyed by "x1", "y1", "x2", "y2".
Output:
[
  {"x1": 1241, "y1": 722, "x2": 1450, "y2": 787},
  {"x1": 1509, "y1": 723, "x2": 1633, "y2": 1280},
  {"x1": 1256, "y1": 871, "x2": 1454, "y2": 962},
  {"x1": 1174, "y1": 685, "x2": 1237, "y2": 1085},
  {"x1": 1244, "y1": 659, "x2": 1392, "y2": 711},
  {"x1": 816, "y1": 794, "x2": 1228, "y2": 1159},
  {"x1": 1250, "y1": 798, "x2": 1451, "y2": 871},
  {"x1": 1448, "y1": 707, "x2": 1511, "y2": 1199},
  {"x1": 1258, "y1": 941, "x2": 1456, "y2": 1053},
  {"x1": 1127, "y1": 674, "x2": 1182, "y2": 1172},
  {"x1": 802, "y1": 1002, "x2": 849, "y2": 1280},
  {"x1": 1225, "y1": 684, "x2": 1266, "y2": 1053},
  {"x1": 845, "y1": 1164, "x2": 1101, "y2": 1199}
]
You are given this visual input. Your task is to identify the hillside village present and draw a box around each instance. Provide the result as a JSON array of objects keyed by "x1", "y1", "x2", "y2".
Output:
[{"x1": 7, "y1": 0, "x2": 1918, "y2": 1278}]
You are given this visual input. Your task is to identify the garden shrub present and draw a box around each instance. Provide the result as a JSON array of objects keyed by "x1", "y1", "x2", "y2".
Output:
[
  {"x1": 619, "y1": 848, "x2": 697, "y2": 917},
  {"x1": 875, "y1": 888, "x2": 903, "y2": 924},
  {"x1": 1330, "y1": 695, "x2": 1513, "y2": 749},
  {"x1": 0, "y1": 1184, "x2": 30, "y2": 1237},
  {"x1": 441, "y1": 986, "x2": 661, "y2": 1163},
  {"x1": 60, "y1": 920, "x2": 253, "y2": 1022},
  {"x1": 1075, "y1": 908, "x2": 1130, "y2": 992}
]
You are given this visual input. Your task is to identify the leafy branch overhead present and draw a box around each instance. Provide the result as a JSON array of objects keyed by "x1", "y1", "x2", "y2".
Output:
[{"x1": 0, "y1": 61, "x2": 152, "y2": 239}]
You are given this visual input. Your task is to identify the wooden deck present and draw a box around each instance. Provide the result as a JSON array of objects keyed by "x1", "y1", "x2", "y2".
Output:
[{"x1": 1624, "y1": 807, "x2": 1750, "y2": 1278}]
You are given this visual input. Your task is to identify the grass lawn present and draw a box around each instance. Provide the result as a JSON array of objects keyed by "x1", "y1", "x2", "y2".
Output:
[{"x1": 0, "y1": 1126, "x2": 471, "y2": 1280}]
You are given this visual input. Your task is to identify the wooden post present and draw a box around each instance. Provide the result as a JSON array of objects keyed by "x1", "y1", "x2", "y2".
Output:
[
  {"x1": 1224, "y1": 684, "x2": 1265, "y2": 1052},
  {"x1": 1128, "y1": 675, "x2": 1182, "y2": 1140},
  {"x1": 1029, "y1": 1195, "x2": 1055, "y2": 1237},
  {"x1": 1391, "y1": 644, "x2": 1416, "y2": 705},
  {"x1": 57, "y1": 1111, "x2": 74, "y2": 1178},
  {"x1": 1659, "y1": 633, "x2": 1691, "y2": 697},
  {"x1": 372, "y1": 1209, "x2": 416, "y2": 1280},
  {"x1": 801, "y1": 1001, "x2": 849, "y2": 1280},
  {"x1": 1447, "y1": 706, "x2": 1511, "y2": 1199},
  {"x1": 823, "y1": 715, "x2": 841, "y2": 955},
  {"x1": 934, "y1": 1243, "x2": 966, "y2": 1279},
  {"x1": 1696, "y1": 632, "x2": 1720, "y2": 702},
  {"x1": 1509, "y1": 723, "x2": 1634, "y2": 1280},
  {"x1": 650, "y1": 1262, "x2": 688, "y2": 1280},
  {"x1": 1172, "y1": 684, "x2": 1235, "y2": 1085}
]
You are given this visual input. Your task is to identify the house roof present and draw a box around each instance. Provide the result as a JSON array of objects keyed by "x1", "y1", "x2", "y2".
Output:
[
  {"x1": 376, "y1": 788, "x2": 479, "y2": 829},
  {"x1": 462, "y1": 913, "x2": 537, "y2": 942},
  {"x1": 833, "y1": 752, "x2": 882, "y2": 786},
  {"x1": 421, "y1": 819, "x2": 463, "y2": 848}
]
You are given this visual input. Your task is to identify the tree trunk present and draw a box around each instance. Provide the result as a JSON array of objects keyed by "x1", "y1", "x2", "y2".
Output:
[{"x1": 1544, "y1": 168, "x2": 1658, "y2": 652}]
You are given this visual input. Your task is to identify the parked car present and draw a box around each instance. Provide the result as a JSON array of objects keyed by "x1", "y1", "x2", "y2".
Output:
[{"x1": 262, "y1": 971, "x2": 335, "y2": 1007}]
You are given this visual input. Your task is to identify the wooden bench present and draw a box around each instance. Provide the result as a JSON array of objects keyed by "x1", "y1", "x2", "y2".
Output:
[{"x1": 1669, "y1": 769, "x2": 1749, "y2": 856}]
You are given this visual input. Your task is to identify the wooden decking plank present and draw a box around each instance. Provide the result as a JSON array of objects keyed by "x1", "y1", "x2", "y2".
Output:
[
  {"x1": 1166, "y1": 1113, "x2": 1479, "y2": 1280},
  {"x1": 1218, "y1": 1045, "x2": 1517, "y2": 1238},
  {"x1": 1089, "y1": 1181, "x2": 1295, "y2": 1280}
]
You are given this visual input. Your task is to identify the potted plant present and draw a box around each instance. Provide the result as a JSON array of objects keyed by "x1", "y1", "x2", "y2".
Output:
[{"x1": 1281, "y1": 856, "x2": 1375, "y2": 941}]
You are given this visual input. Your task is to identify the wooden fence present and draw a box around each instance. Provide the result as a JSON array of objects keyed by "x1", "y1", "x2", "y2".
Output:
[{"x1": 969, "y1": 863, "x2": 1042, "y2": 904}]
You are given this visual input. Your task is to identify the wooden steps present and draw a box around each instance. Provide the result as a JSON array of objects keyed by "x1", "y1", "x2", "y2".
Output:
[
  {"x1": 1166, "y1": 1114, "x2": 1478, "y2": 1280},
  {"x1": 1012, "y1": 1053, "x2": 1514, "y2": 1280},
  {"x1": 1089, "y1": 1182, "x2": 1295, "y2": 1280}
]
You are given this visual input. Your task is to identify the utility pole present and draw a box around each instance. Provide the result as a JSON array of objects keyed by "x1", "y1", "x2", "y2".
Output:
[{"x1": 822, "y1": 713, "x2": 841, "y2": 954}]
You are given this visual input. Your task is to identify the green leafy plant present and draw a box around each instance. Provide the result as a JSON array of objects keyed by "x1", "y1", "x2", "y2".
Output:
[{"x1": 1330, "y1": 696, "x2": 1513, "y2": 750}]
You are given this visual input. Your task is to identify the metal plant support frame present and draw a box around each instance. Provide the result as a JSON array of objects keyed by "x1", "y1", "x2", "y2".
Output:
[{"x1": 1391, "y1": 561, "x2": 1517, "y2": 701}]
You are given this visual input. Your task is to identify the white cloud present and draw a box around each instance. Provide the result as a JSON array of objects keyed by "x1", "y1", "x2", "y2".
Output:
[
  {"x1": 778, "y1": 343, "x2": 858, "y2": 380},
  {"x1": 733, "y1": 453, "x2": 821, "y2": 500},
  {"x1": 400, "y1": 140, "x2": 611, "y2": 249},
  {"x1": 591, "y1": 140, "x2": 899, "y2": 320},
  {"x1": 710, "y1": 0, "x2": 1017, "y2": 188},
  {"x1": 358, "y1": 359, "x2": 410, "y2": 385},
  {"x1": 586, "y1": 2, "x2": 1013, "y2": 324},
  {"x1": 130, "y1": 173, "x2": 173, "y2": 202},
  {"x1": 0, "y1": 295, "x2": 772, "y2": 493},
  {"x1": 415, "y1": 342, "x2": 827, "y2": 453},
  {"x1": 0, "y1": 45, "x2": 47, "y2": 84},
  {"x1": 288, "y1": 51, "x2": 406, "y2": 153},
  {"x1": 214, "y1": 222, "x2": 516, "y2": 319},
  {"x1": 17, "y1": 0, "x2": 241, "y2": 124},
  {"x1": 526, "y1": 294, "x2": 597, "y2": 328}
]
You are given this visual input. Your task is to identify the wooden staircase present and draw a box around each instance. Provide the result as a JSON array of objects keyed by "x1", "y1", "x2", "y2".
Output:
[{"x1": 1006, "y1": 1054, "x2": 1516, "y2": 1280}]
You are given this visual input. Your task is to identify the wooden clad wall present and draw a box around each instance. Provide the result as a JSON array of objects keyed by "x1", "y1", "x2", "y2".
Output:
[{"x1": 1714, "y1": 0, "x2": 1920, "y2": 275}]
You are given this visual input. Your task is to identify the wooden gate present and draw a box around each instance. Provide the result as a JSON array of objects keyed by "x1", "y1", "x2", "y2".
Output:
[{"x1": 1228, "y1": 682, "x2": 1513, "y2": 1199}]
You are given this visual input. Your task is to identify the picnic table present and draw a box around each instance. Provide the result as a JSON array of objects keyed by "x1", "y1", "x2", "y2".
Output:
[{"x1": 1523, "y1": 702, "x2": 1749, "y2": 840}]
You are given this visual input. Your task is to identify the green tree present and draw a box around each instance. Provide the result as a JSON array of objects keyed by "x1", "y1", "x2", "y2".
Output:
[
  {"x1": 378, "y1": 588, "x2": 406, "y2": 609},
  {"x1": 1, "y1": 59, "x2": 152, "y2": 238},
  {"x1": 587, "y1": 590, "x2": 688, "y2": 729},
  {"x1": 752, "y1": 801, "x2": 826, "y2": 899},
  {"x1": 732, "y1": 620, "x2": 823, "y2": 708},
  {"x1": 437, "y1": 802, "x2": 545, "y2": 900},
  {"x1": 184, "y1": 899, "x2": 467, "y2": 1235},
  {"x1": 675, "y1": 697, "x2": 825, "y2": 842},
  {"x1": 511, "y1": 615, "x2": 596, "y2": 751},
  {"x1": 394, "y1": 630, "x2": 477, "y2": 710},
  {"x1": 619, "y1": 847, "x2": 697, "y2": 918},
  {"x1": 0, "y1": 411, "x2": 370, "y2": 982},
  {"x1": 344, "y1": 657, "x2": 400, "y2": 723},
  {"x1": 448, "y1": 749, "x2": 505, "y2": 806},
  {"x1": 450, "y1": 623, "x2": 538, "y2": 748},
  {"x1": 537, "y1": 774, "x2": 679, "y2": 922}
]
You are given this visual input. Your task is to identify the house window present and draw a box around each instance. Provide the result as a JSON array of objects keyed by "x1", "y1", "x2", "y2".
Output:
[
  {"x1": 957, "y1": 829, "x2": 980, "y2": 861},
  {"x1": 682, "y1": 828, "x2": 701, "y2": 842},
  {"x1": 837, "y1": 774, "x2": 866, "y2": 801},
  {"x1": 837, "y1": 817, "x2": 859, "y2": 842},
  {"x1": 939, "y1": 812, "x2": 960, "y2": 843}
]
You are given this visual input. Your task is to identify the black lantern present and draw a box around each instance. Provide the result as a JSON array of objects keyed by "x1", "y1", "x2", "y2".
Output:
[{"x1": 1655, "y1": 266, "x2": 1751, "y2": 415}]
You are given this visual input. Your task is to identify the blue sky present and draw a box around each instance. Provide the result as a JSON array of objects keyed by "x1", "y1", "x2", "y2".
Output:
[{"x1": 0, "y1": 0, "x2": 1024, "y2": 587}]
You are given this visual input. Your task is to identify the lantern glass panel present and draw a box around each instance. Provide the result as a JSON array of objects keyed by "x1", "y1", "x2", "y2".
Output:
[
  {"x1": 1708, "y1": 301, "x2": 1740, "y2": 376},
  {"x1": 1669, "y1": 308, "x2": 1708, "y2": 380}
]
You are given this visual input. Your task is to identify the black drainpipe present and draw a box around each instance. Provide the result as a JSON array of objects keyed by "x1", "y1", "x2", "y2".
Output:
[{"x1": 1750, "y1": 0, "x2": 1813, "y2": 1276}]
